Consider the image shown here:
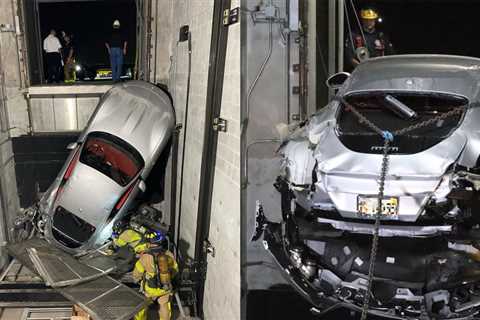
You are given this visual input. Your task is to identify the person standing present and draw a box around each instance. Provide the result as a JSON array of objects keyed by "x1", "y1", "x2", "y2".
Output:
[
  {"x1": 133, "y1": 232, "x2": 178, "y2": 320},
  {"x1": 62, "y1": 34, "x2": 75, "y2": 83},
  {"x1": 105, "y1": 20, "x2": 127, "y2": 82},
  {"x1": 345, "y1": 8, "x2": 394, "y2": 70},
  {"x1": 43, "y1": 29, "x2": 62, "y2": 83}
]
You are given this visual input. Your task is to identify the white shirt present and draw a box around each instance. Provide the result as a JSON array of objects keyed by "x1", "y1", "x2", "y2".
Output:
[{"x1": 43, "y1": 34, "x2": 62, "y2": 53}]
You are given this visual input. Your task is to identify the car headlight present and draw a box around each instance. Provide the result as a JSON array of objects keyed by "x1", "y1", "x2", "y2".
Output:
[{"x1": 75, "y1": 65, "x2": 82, "y2": 72}]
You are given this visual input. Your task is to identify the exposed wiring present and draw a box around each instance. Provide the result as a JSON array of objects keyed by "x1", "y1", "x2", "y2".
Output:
[
  {"x1": 315, "y1": 29, "x2": 329, "y2": 81},
  {"x1": 176, "y1": 31, "x2": 192, "y2": 259},
  {"x1": 242, "y1": 19, "x2": 273, "y2": 188},
  {"x1": 278, "y1": 23, "x2": 288, "y2": 46}
]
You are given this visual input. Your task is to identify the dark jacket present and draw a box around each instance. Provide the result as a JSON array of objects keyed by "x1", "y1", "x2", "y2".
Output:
[{"x1": 345, "y1": 28, "x2": 394, "y2": 70}]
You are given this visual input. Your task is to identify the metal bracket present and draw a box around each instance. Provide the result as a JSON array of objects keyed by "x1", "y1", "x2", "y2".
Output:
[
  {"x1": 204, "y1": 240, "x2": 215, "y2": 258},
  {"x1": 291, "y1": 114, "x2": 301, "y2": 121},
  {"x1": 213, "y1": 117, "x2": 227, "y2": 132},
  {"x1": 0, "y1": 24, "x2": 15, "y2": 33},
  {"x1": 223, "y1": 7, "x2": 239, "y2": 26}
]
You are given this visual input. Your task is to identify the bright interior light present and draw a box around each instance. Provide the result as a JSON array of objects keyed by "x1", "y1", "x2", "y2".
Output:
[
  {"x1": 378, "y1": 17, "x2": 383, "y2": 23},
  {"x1": 75, "y1": 65, "x2": 82, "y2": 72}
]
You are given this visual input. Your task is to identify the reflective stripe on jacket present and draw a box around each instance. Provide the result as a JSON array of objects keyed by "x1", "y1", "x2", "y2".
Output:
[{"x1": 113, "y1": 229, "x2": 149, "y2": 253}]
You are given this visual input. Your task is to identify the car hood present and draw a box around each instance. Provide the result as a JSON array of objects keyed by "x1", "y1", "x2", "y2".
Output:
[
  {"x1": 55, "y1": 162, "x2": 124, "y2": 227},
  {"x1": 313, "y1": 127, "x2": 467, "y2": 221}
]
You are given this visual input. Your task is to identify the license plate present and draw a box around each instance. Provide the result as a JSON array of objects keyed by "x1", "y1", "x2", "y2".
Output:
[
  {"x1": 357, "y1": 195, "x2": 398, "y2": 216},
  {"x1": 98, "y1": 70, "x2": 111, "y2": 77}
]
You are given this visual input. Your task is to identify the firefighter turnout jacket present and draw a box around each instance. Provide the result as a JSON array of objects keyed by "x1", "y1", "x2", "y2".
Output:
[
  {"x1": 133, "y1": 250, "x2": 178, "y2": 297},
  {"x1": 133, "y1": 250, "x2": 178, "y2": 320},
  {"x1": 113, "y1": 229, "x2": 149, "y2": 254}
]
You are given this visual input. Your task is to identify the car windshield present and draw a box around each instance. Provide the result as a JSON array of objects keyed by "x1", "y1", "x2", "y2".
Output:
[{"x1": 79, "y1": 132, "x2": 144, "y2": 186}]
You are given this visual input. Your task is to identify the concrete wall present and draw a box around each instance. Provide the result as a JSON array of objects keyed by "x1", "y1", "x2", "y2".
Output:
[
  {"x1": 158, "y1": 0, "x2": 215, "y2": 260},
  {"x1": 244, "y1": 0, "x2": 329, "y2": 290},
  {"x1": 244, "y1": 0, "x2": 291, "y2": 290},
  {"x1": 150, "y1": 0, "x2": 174, "y2": 85},
  {"x1": 202, "y1": 0, "x2": 241, "y2": 317},
  {"x1": 153, "y1": 1, "x2": 240, "y2": 318},
  {"x1": 0, "y1": 0, "x2": 24, "y2": 267}
]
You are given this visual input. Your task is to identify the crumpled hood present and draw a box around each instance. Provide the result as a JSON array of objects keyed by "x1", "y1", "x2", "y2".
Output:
[{"x1": 313, "y1": 127, "x2": 467, "y2": 221}]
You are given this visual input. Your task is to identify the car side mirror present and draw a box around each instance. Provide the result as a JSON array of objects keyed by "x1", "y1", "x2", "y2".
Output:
[
  {"x1": 66, "y1": 142, "x2": 78, "y2": 150},
  {"x1": 326, "y1": 72, "x2": 350, "y2": 89},
  {"x1": 138, "y1": 180, "x2": 147, "y2": 193}
]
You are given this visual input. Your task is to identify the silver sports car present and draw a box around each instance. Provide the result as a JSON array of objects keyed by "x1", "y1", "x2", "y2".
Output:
[
  {"x1": 31, "y1": 81, "x2": 174, "y2": 254},
  {"x1": 256, "y1": 55, "x2": 480, "y2": 319}
]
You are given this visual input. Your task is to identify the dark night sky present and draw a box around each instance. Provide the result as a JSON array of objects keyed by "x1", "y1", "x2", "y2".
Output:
[
  {"x1": 348, "y1": 0, "x2": 480, "y2": 57},
  {"x1": 39, "y1": 0, "x2": 136, "y2": 66}
]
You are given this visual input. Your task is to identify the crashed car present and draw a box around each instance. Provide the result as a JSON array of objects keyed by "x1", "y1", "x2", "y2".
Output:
[
  {"x1": 22, "y1": 81, "x2": 175, "y2": 254},
  {"x1": 255, "y1": 55, "x2": 480, "y2": 319}
]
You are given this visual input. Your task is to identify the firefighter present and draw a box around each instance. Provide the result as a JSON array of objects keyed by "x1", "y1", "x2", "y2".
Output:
[
  {"x1": 345, "y1": 7, "x2": 394, "y2": 70},
  {"x1": 107, "y1": 220, "x2": 150, "y2": 274},
  {"x1": 110, "y1": 204, "x2": 167, "y2": 258},
  {"x1": 133, "y1": 230, "x2": 178, "y2": 320},
  {"x1": 112, "y1": 220, "x2": 149, "y2": 254}
]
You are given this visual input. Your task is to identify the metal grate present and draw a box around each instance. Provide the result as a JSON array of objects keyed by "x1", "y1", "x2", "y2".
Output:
[
  {"x1": 59, "y1": 276, "x2": 146, "y2": 320},
  {"x1": 28, "y1": 247, "x2": 114, "y2": 287},
  {"x1": 21, "y1": 307, "x2": 72, "y2": 320},
  {"x1": 78, "y1": 251, "x2": 118, "y2": 273},
  {"x1": 6, "y1": 238, "x2": 54, "y2": 275},
  {"x1": 7, "y1": 238, "x2": 145, "y2": 320}
]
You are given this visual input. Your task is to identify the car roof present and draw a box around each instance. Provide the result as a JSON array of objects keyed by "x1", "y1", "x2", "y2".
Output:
[
  {"x1": 82, "y1": 81, "x2": 175, "y2": 167},
  {"x1": 342, "y1": 54, "x2": 480, "y2": 102}
]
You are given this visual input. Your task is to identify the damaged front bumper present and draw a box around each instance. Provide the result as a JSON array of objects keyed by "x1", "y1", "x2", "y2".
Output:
[{"x1": 255, "y1": 205, "x2": 480, "y2": 319}]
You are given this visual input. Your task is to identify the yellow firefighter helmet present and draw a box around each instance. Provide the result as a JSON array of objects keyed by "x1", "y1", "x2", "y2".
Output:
[{"x1": 360, "y1": 8, "x2": 379, "y2": 20}]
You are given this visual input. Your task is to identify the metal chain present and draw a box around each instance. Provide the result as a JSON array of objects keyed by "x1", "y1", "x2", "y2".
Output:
[
  {"x1": 343, "y1": 101, "x2": 385, "y2": 136},
  {"x1": 360, "y1": 138, "x2": 390, "y2": 320},
  {"x1": 393, "y1": 106, "x2": 464, "y2": 136},
  {"x1": 334, "y1": 97, "x2": 467, "y2": 319},
  {"x1": 337, "y1": 97, "x2": 466, "y2": 138}
]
